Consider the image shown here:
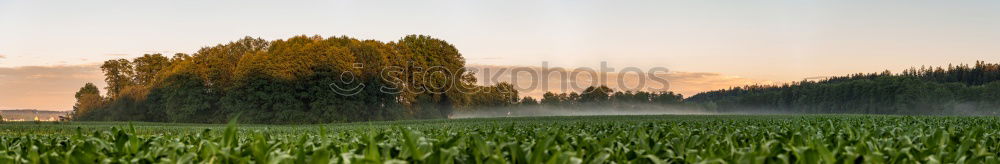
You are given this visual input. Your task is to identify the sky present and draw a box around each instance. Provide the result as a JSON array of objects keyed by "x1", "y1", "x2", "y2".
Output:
[{"x1": 1, "y1": 0, "x2": 999, "y2": 110}]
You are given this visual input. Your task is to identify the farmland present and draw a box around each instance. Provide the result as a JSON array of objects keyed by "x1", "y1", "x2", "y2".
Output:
[{"x1": 1, "y1": 115, "x2": 999, "y2": 163}]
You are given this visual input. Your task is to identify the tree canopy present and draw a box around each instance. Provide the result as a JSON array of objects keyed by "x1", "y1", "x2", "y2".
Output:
[{"x1": 73, "y1": 35, "x2": 479, "y2": 123}]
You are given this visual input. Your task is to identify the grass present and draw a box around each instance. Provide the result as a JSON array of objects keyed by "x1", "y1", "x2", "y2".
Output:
[{"x1": 1, "y1": 115, "x2": 999, "y2": 163}]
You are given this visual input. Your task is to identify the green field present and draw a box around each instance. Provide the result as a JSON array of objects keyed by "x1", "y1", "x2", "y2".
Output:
[{"x1": 2, "y1": 115, "x2": 999, "y2": 163}]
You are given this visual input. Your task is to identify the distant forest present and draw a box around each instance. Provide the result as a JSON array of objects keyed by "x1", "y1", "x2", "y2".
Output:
[
  {"x1": 72, "y1": 35, "x2": 1000, "y2": 123},
  {"x1": 687, "y1": 61, "x2": 1000, "y2": 115}
]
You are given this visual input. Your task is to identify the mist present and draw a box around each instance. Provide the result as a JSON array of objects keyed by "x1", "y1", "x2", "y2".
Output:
[
  {"x1": 451, "y1": 104, "x2": 712, "y2": 119},
  {"x1": 451, "y1": 101, "x2": 1000, "y2": 119}
]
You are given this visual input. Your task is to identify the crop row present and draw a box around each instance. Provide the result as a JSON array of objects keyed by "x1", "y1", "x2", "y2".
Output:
[{"x1": 1, "y1": 115, "x2": 999, "y2": 163}]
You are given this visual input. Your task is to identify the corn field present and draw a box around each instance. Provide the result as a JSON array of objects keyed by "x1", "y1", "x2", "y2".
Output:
[{"x1": 1, "y1": 115, "x2": 999, "y2": 163}]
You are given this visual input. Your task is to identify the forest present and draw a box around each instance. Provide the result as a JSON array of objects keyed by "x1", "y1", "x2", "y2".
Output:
[
  {"x1": 73, "y1": 35, "x2": 467, "y2": 123},
  {"x1": 71, "y1": 35, "x2": 1000, "y2": 124},
  {"x1": 686, "y1": 61, "x2": 1000, "y2": 115},
  {"x1": 71, "y1": 35, "x2": 686, "y2": 123}
]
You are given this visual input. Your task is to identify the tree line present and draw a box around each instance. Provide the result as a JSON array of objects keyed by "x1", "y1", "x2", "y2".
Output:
[
  {"x1": 686, "y1": 61, "x2": 1000, "y2": 115},
  {"x1": 73, "y1": 35, "x2": 1000, "y2": 123},
  {"x1": 466, "y1": 84, "x2": 688, "y2": 112},
  {"x1": 72, "y1": 35, "x2": 687, "y2": 123},
  {"x1": 74, "y1": 35, "x2": 473, "y2": 123}
]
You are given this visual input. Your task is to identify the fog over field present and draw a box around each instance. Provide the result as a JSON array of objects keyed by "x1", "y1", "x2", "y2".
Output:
[
  {"x1": 451, "y1": 102, "x2": 1000, "y2": 119},
  {"x1": 451, "y1": 104, "x2": 710, "y2": 119}
]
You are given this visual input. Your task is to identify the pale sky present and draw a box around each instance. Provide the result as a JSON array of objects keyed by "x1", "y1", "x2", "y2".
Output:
[{"x1": 1, "y1": 0, "x2": 999, "y2": 110}]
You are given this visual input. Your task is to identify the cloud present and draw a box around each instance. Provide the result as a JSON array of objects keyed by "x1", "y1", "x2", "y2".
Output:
[
  {"x1": 0, "y1": 64, "x2": 105, "y2": 110},
  {"x1": 0, "y1": 54, "x2": 6, "y2": 59},
  {"x1": 466, "y1": 64, "x2": 772, "y2": 98}
]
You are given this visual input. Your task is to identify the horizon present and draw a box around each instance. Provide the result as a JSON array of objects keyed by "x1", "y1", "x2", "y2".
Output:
[
  {"x1": 2, "y1": 0, "x2": 1000, "y2": 110},
  {"x1": 0, "y1": 54, "x2": 988, "y2": 111}
]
